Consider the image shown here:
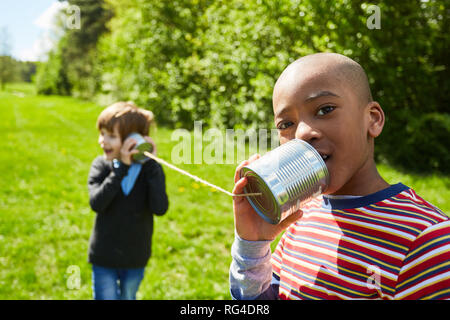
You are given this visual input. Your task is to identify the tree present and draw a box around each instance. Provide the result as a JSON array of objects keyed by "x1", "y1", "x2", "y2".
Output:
[
  {"x1": 0, "y1": 26, "x2": 16, "y2": 90},
  {"x1": 60, "y1": 0, "x2": 113, "y2": 98},
  {"x1": 35, "y1": 0, "x2": 112, "y2": 97}
]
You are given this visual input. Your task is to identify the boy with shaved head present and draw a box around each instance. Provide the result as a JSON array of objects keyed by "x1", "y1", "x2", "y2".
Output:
[{"x1": 230, "y1": 53, "x2": 450, "y2": 300}]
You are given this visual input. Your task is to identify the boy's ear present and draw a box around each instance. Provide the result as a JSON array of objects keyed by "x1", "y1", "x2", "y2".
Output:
[{"x1": 366, "y1": 101, "x2": 385, "y2": 138}]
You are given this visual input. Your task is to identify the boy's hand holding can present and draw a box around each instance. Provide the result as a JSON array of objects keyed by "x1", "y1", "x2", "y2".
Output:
[
  {"x1": 232, "y1": 154, "x2": 303, "y2": 241},
  {"x1": 120, "y1": 137, "x2": 140, "y2": 166}
]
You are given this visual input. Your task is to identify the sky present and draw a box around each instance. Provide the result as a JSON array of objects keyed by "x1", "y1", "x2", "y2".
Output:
[{"x1": 0, "y1": 0, "x2": 66, "y2": 61}]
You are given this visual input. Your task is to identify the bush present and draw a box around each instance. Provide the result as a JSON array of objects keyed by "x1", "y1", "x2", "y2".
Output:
[
  {"x1": 377, "y1": 112, "x2": 450, "y2": 174},
  {"x1": 36, "y1": 0, "x2": 449, "y2": 174},
  {"x1": 35, "y1": 41, "x2": 71, "y2": 96}
]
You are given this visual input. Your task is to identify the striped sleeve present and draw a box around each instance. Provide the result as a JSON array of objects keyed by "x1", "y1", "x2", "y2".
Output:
[
  {"x1": 395, "y1": 220, "x2": 450, "y2": 299},
  {"x1": 271, "y1": 232, "x2": 287, "y2": 281}
]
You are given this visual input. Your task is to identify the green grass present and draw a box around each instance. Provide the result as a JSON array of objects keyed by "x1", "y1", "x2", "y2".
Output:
[{"x1": 0, "y1": 83, "x2": 449, "y2": 299}]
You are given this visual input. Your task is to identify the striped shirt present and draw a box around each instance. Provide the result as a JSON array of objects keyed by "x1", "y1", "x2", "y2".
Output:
[{"x1": 230, "y1": 183, "x2": 450, "y2": 300}]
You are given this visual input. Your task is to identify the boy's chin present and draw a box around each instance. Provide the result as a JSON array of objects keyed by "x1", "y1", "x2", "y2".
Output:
[
  {"x1": 322, "y1": 179, "x2": 342, "y2": 196},
  {"x1": 103, "y1": 153, "x2": 115, "y2": 161}
]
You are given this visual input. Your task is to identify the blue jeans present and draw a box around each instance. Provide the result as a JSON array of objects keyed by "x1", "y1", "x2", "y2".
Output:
[{"x1": 92, "y1": 264, "x2": 145, "y2": 300}]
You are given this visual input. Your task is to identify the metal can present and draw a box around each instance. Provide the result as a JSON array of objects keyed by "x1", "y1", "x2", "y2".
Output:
[
  {"x1": 240, "y1": 139, "x2": 329, "y2": 224},
  {"x1": 127, "y1": 133, "x2": 154, "y2": 164}
]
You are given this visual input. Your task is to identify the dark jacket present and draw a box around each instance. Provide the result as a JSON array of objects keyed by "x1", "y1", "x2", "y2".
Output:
[{"x1": 87, "y1": 156, "x2": 168, "y2": 268}]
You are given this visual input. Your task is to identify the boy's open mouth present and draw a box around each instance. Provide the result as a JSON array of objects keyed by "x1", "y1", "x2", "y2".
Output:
[{"x1": 104, "y1": 148, "x2": 113, "y2": 155}]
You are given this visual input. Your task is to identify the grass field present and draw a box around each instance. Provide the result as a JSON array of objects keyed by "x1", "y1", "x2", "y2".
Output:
[{"x1": 0, "y1": 83, "x2": 449, "y2": 300}]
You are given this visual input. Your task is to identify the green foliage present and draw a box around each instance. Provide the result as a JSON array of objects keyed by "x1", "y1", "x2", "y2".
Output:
[
  {"x1": 401, "y1": 112, "x2": 450, "y2": 173},
  {"x1": 36, "y1": 0, "x2": 449, "y2": 173},
  {"x1": 35, "y1": 38, "x2": 71, "y2": 95},
  {"x1": 0, "y1": 55, "x2": 17, "y2": 90},
  {"x1": 0, "y1": 56, "x2": 37, "y2": 90},
  {"x1": 61, "y1": 0, "x2": 113, "y2": 98},
  {"x1": 35, "y1": 0, "x2": 112, "y2": 97},
  {"x1": 96, "y1": 0, "x2": 215, "y2": 127},
  {"x1": 16, "y1": 61, "x2": 37, "y2": 82}
]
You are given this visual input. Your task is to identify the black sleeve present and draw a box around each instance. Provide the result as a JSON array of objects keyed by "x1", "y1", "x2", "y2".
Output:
[
  {"x1": 87, "y1": 157, "x2": 129, "y2": 214},
  {"x1": 143, "y1": 159, "x2": 169, "y2": 216}
]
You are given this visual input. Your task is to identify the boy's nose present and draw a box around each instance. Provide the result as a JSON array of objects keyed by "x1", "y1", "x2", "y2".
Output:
[{"x1": 295, "y1": 121, "x2": 321, "y2": 143}]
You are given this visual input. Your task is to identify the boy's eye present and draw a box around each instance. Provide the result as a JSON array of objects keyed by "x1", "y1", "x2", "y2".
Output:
[
  {"x1": 277, "y1": 121, "x2": 294, "y2": 130},
  {"x1": 317, "y1": 105, "x2": 335, "y2": 116}
]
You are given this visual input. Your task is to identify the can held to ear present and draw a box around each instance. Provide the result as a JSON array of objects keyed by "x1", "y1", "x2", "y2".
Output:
[
  {"x1": 127, "y1": 133, "x2": 154, "y2": 163},
  {"x1": 239, "y1": 139, "x2": 329, "y2": 224}
]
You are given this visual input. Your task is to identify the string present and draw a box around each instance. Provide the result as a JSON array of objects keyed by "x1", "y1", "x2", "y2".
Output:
[{"x1": 143, "y1": 151, "x2": 261, "y2": 197}]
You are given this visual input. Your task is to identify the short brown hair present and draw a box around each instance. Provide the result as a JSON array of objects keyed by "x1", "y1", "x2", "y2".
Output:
[{"x1": 96, "y1": 101, "x2": 154, "y2": 142}]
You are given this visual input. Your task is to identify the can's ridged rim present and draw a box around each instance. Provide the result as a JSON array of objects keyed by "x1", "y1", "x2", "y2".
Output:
[
  {"x1": 300, "y1": 141, "x2": 330, "y2": 193},
  {"x1": 239, "y1": 139, "x2": 329, "y2": 225}
]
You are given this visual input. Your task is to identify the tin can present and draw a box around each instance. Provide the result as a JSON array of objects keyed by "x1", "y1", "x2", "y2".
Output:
[
  {"x1": 240, "y1": 139, "x2": 329, "y2": 224},
  {"x1": 127, "y1": 133, "x2": 154, "y2": 164}
]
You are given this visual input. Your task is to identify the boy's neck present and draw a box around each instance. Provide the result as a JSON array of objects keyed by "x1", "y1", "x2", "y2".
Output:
[{"x1": 331, "y1": 159, "x2": 389, "y2": 197}]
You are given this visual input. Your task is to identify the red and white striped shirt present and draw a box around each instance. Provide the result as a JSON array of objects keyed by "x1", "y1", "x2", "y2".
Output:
[{"x1": 271, "y1": 183, "x2": 450, "y2": 299}]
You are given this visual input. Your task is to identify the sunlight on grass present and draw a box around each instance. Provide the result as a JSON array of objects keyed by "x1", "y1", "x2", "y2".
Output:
[{"x1": 0, "y1": 83, "x2": 448, "y2": 299}]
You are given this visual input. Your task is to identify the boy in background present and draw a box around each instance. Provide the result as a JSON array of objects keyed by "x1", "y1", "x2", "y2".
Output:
[
  {"x1": 230, "y1": 53, "x2": 450, "y2": 299},
  {"x1": 88, "y1": 101, "x2": 169, "y2": 300}
]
